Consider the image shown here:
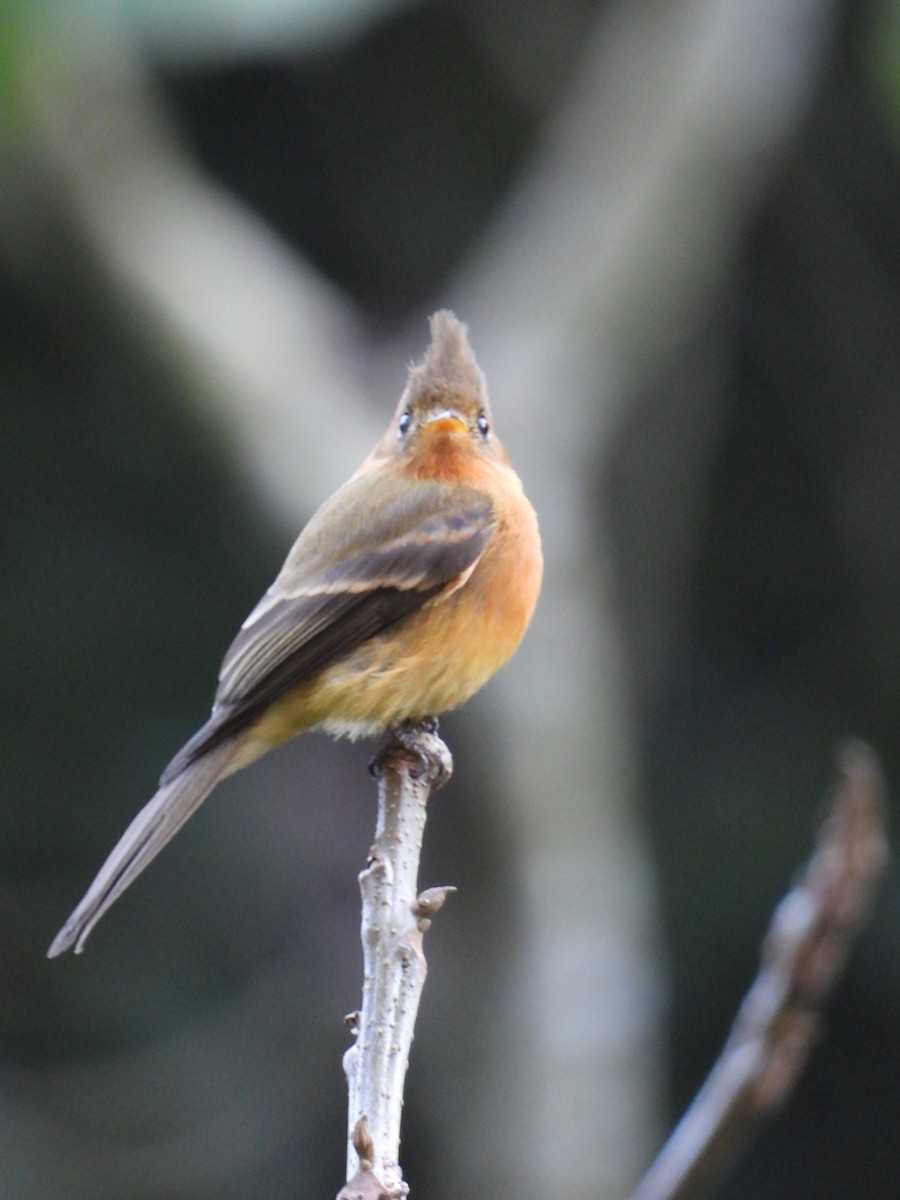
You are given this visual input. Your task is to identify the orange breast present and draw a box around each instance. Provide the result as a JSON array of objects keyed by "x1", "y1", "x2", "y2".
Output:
[
  {"x1": 245, "y1": 465, "x2": 542, "y2": 750},
  {"x1": 234, "y1": 441, "x2": 542, "y2": 758}
]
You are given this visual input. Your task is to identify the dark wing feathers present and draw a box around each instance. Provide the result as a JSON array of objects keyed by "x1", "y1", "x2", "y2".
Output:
[
  {"x1": 160, "y1": 480, "x2": 494, "y2": 781},
  {"x1": 220, "y1": 485, "x2": 494, "y2": 705}
]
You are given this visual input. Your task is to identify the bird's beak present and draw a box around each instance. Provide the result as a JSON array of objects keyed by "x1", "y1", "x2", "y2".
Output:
[{"x1": 422, "y1": 408, "x2": 468, "y2": 434}]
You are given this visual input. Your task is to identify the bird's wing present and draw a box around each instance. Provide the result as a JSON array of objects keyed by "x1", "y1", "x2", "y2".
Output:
[{"x1": 160, "y1": 476, "x2": 494, "y2": 780}]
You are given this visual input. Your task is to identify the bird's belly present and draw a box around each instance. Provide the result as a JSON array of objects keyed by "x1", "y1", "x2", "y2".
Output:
[
  {"x1": 249, "y1": 584, "x2": 529, "y2": 748},
  {"x1": 243, "y1": 503, "x2": 542, "y2": 752},
  {"x1": 318, "y1": 596, "x2": 521, "y2": 736}
]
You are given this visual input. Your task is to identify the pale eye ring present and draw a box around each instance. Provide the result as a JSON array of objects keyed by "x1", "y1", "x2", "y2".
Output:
[
  {"x1": 477, "y1": 413, "x2": 490, "y2": 437},
  {"x1": 398, "y1": 410, "x2": 412, "y2": 436}
]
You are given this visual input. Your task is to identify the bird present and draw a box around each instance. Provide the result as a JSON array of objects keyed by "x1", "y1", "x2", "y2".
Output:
[{"x1": 48, "y1": 311, "x2": 542, "y2": 957}]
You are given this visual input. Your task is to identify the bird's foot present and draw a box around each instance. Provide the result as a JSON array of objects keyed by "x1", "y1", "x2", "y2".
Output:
[{"x1": 369, "y1": 718, "x2": 452, "y2": 788}]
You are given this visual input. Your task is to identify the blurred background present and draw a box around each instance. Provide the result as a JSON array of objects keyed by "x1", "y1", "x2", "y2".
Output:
[{"x1": 4, "y1": 0, "x2": 900, "y2": 1196}]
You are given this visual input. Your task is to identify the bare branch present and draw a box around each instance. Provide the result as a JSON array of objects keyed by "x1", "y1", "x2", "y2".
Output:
[
  {"x1": 338, "y1": 724, "x2": 454, "y2": 1200},
  {"x1": 629, "y1": 739, "x2": 889, "y2": 1200}
]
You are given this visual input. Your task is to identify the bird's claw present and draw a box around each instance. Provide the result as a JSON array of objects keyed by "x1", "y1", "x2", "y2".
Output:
[{"x1": 368, "y1": 718, "x2": 452, "y2": 788}]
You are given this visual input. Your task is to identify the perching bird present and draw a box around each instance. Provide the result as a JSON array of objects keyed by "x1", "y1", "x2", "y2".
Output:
[{"x1": 48, "y1": 310, "x2": 542, "y2": 957}]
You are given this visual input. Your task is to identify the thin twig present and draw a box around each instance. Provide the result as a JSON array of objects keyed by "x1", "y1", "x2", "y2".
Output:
[
  {"x1": 338, "y1": 724, "x2": 455, "y2": 1200},
  {"x1": 629, "y1": 739, "x2": 889, "y2": 1200}
]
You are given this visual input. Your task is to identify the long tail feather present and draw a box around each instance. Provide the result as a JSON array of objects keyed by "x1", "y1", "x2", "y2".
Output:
[{"x1": 47, "y1": 741, "x2": 238, "y2": 957}]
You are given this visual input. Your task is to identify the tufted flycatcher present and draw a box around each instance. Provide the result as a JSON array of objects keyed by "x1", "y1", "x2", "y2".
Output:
[{"x1": 48, "y1": 311, "x2": 542, "y2": 956}]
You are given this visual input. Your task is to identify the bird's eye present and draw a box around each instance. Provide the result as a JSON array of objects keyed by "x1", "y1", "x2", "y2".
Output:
[
  {"x1": 398, "y1": 410, "x2": 412, "y2": 436},
  {"x1": 477, "y1": 413, "x2": 490, "y2": 437}
]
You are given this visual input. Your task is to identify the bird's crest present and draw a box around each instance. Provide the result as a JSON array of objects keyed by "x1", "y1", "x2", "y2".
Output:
[{"x1": 406, "y1": 310, "x2": 489, "y2": 414}]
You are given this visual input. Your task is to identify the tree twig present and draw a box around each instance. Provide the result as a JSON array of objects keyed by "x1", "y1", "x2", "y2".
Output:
[
  {"x1": 338, "y1": 723, "x2": 455, "y2": 1200},
  {"x1": 629, "y1": 738, "x2": 889, "y2": 1200}
]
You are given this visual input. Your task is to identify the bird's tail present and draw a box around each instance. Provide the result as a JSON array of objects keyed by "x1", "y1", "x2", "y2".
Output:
[{"x1": 47, "y1": 741, "x2": 238, "y2": 957}]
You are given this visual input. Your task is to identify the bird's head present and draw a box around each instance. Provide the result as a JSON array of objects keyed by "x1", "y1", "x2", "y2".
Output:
[{"x1": 372, "y1": 311, "x2": 508, "y2": 470}]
